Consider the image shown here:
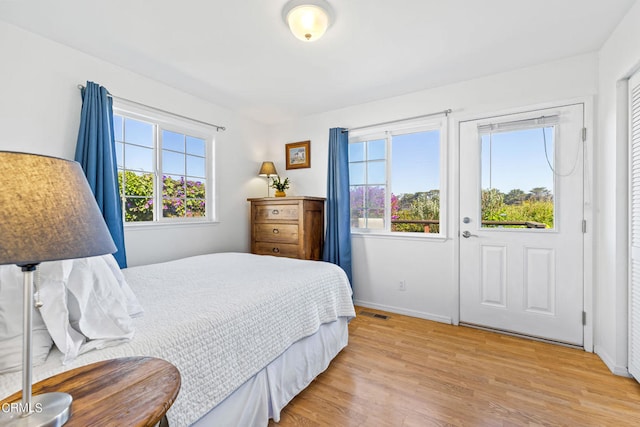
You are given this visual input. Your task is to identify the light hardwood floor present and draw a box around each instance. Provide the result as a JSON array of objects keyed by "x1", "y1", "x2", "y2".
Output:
[{"x1": 271, "y1": 307, "x2": 640, "y2": 426}]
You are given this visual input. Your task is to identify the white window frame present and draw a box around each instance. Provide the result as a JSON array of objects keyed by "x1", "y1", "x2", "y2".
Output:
[
  {"x1": 348, "y1": 116, "x2": 447, "y2": 239},
  {"x1": 113, "y1": 100, "x2": 217, "y2": 227}
]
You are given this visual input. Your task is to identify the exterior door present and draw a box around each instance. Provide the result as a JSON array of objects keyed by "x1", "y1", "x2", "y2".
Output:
[{"x1": 459, "y1": 104, "x2": 585, "y2": 346}]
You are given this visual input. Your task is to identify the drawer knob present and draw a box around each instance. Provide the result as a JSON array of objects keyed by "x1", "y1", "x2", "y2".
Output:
[
  {"x1": 273, "y1": 228, "x2": 280, "y2": 234},
  {"x1": 272, "y1": 209, "x2": 279, "y2": 215},
  {"x1": 272, "y1": 247, "x2": 280, "y2": 253}
]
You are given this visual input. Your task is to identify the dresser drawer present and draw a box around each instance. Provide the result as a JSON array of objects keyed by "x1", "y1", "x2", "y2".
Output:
[
  {"x1": 254, "y1": 223, "x2": 299, "y2": 244},
  {"x1": 254, "y1": 242, "x2": 299, "y2": 258},
  {"x1": 254, "y1": 204, "x2": 299, "y2": 221}
]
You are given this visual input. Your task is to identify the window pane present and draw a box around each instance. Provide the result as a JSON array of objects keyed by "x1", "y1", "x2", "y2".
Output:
[
  {"x1": 113, "y1": 115, "x2": 123, "y2": 142},
  {"x1": 349, "y1": 162, "x2": 365, "y2": 186},
  {"x1": 367, "y1": 160, "x2": 385, "y2": 185},
  {"x1": 163, "y1": 150, "x2": 185, "y2": 175},
  {"x1": 349, "y1": 142, "x2": 364, "y2": 162},
  {"x1": 163, "y1": 175, "x2": 185, "y2": 199},
  {"x1": 367, "y1": 139, "x2": 385, "y2": 160},
  {"x1": 124, "y1": 118, "x2": 153, "y2": 147},
  {"x1": 186, "y1": 177, "x2": 206, "y2": 199},
  {"x1": 163, "y1": 131, "x2": 184, "y2": 152},
  {"x1": 121, "y1": 170, "x2": 154, "y2": 222},
  {"x1": 391, "y1": 130, "x2": 440, "y2": 233},
  {"x1": 186, "y1": 136, "x2": 205, "y2": 156},
  {"x1": 121, "y1": 171, "x2": 154, "y2": 196},
  {"x1": 365, "y1": 186, "x2": 385, "y2": 229},
  {"x1": 480, "y1": 127, "x2": 554, "y2": 229},
  {"x1": 124, "y1": 197, "x2": 153, "y2": 222},
  {"x1": 350, "y1": 186, "x2": 365, "y2": 228},
  {"x1": 115, "y1": 142, "x2": 123, "y2": 168},
  {"x1": 186, "y1": 199, "x2": 206, "y2": 217},
  {"x1": 162, "y1": 198, "x2": 185, "y2": 218},
  {"x1": 125, "y1": 144, "x2": 153, "y2": 172},
  {"x1": 186, "y1": 155, "x2": 205, "y2": 178}
]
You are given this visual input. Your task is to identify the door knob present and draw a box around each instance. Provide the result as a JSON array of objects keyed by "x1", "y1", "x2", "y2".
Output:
[{"x1": 462, "y1": 230, "x2": 478, "y2": 238}]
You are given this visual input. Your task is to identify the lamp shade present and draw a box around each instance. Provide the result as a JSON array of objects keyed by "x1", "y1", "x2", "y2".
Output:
[
  {"x1": 283, "y1": 0, "x2": 333, "y2": 42},
  {"x1": 258, "y1": 161, "x2": 278, "y2": 177},
  {"x1": 0, "y1": 151, "x2": 116, "y2": 266}
]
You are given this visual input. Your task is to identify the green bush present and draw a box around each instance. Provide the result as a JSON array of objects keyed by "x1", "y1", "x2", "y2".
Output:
[
  {"x1": 481, "y1": 188, "x2": 553, "y2": 228},
  {"x1": 118, "y1": 171, "x2": 206, "y2": 221},
  {"x1": 392, "y1": 191, "x2": 440, "y2": 233}
]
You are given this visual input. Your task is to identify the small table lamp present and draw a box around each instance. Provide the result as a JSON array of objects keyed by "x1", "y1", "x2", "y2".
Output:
[
  {"x1": 0, "y1": 152, "x2": 117, "y2": 426},
  {"x1": 258, "y1": 161, "x2": 278, "y2": 197}
]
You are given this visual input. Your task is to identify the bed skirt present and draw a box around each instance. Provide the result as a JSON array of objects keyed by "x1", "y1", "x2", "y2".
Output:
[{"x1": 191, "y1": 317, "x2": 349, "y2": 426}]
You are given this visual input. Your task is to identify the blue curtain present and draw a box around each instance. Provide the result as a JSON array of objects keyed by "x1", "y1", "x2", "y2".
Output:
[
  {"x1": 75, "y1": 81, "x2": 127, "y2": 268},
  {"x1": 323, "y1": 128, "x2": 352, "y2": 285}
]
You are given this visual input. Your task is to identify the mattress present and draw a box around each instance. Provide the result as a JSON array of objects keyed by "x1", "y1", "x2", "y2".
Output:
[{"x1": 0, "y1": 252, "x2": 355, "y2": 426}]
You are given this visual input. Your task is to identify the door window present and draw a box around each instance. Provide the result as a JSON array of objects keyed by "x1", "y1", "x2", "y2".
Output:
[{"x1": 479, "y1": 124, "x2": 555, "y2": 230}]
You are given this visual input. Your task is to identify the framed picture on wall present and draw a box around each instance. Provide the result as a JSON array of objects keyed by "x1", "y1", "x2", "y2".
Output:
[{"x1": 285, "y1": 140, "x2": 310, "y2": 169}]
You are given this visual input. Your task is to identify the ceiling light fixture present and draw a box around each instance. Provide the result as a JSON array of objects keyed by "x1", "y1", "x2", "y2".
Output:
[{"x1": 282, "y1": 0, "x2": 333, "y2": 42}]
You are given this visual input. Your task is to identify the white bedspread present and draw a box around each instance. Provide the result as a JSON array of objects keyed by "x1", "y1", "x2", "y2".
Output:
[{"x1": 0, "y1": 253, "x2": 355, "y2": 426}]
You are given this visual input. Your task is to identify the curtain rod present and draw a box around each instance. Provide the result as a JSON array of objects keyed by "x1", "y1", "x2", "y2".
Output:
[
  {"x1": 77, "y1": 84, "x2": 226, "y2": 132},
  {"x1": 342, "y1": 108, "x2": 452, "y2": 133}
]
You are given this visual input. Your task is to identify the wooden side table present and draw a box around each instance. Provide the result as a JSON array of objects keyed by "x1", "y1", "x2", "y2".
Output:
[{"x1": 0, "y1": 357, "x2": 180, "y2": 427}]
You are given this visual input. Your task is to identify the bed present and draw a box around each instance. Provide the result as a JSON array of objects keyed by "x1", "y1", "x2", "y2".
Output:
[{"x1": 0, "y1": 252, "x2": 356, "y2": 426}]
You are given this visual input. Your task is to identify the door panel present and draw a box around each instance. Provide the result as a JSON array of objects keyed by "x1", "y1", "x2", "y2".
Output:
[
  {"x1": 459, "y1": 104, "x2": 584, "y2": 346},
  {"x1": 481, "y1": 245, "x2": 507, "y2": 307},
  {"x1": 524, "y1": 247, "x2": 555, "y2": 314}
]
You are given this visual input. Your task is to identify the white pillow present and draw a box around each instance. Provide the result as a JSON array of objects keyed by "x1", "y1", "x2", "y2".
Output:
[
  {"x1": 101, "y1": 255, "x2": 144, "y2": 318},
  {"x1": 37, "y1": 260, "x2": 86, "y2": 364},
  {"x1": 0, "y1": 265, "x2": 53, "y2": 373},
  {"x1": 37, "y1": 255, "x2": 141, "y2": 364},
  {"x1": 65, "y1": 257, "x2": 135, "y2": 352}
]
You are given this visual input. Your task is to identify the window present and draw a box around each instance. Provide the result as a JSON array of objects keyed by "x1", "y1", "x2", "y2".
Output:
[
  {"x1": 349, "y1": 118, "x2": 445, "y2": 235},
  {"x1": 113, "y1": 103, "x2": 215, "y2": 224},
  {"x1": 479, "y1": 125, "x2": 555, "y2": 229}
]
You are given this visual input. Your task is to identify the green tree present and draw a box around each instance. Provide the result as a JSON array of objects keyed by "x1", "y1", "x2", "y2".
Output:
[
  {"x1": 528, "y1": 187, "x2": 552, "y2": 202},
  {"x1": 504, "y1": 189, "x2": 526, "y2": 205},
  {"x1": 393, "y1": 191, "x2": 440, "y2": 233},
  {"x1": 481, "y1": 188, "x2": 505, "y2": 221}
]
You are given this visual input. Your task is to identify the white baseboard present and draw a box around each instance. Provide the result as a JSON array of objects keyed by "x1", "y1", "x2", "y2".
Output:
[
  {"x1": 594, "y1": 345, "x2": 632, "y2": 377},
  {"x1": 353, "y1": 300, "x2": 452, "y2": 324}
]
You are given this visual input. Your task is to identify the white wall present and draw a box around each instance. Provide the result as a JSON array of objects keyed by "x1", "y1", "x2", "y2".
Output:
[
  {"x1": 0, "y1": 22, "x2": 269, "y2": 266},
  {"x1": 269, "y1": 53, "x2": 598, "y2": 323},
  {"x1": 4, "y1": 7, "x2": 637, "y2": 376},
  {"x1": 594, "y1": 1, "x2": 640, "y2": 376}
]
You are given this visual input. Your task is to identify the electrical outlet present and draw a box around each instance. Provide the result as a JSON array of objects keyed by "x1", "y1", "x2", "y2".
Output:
[{"x1": 398, "y1": 280, "x2": 406, "y2": 291}]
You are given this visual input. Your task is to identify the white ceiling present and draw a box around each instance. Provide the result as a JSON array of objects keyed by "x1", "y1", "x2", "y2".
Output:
[{"x1": 0, "y1": 0, "x2": 636, "y2": 124}]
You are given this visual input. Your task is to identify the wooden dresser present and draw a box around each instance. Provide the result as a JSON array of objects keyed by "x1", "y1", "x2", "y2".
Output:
[{"x1": 248, "y1": 196, "x2": 325, "y2": 260}]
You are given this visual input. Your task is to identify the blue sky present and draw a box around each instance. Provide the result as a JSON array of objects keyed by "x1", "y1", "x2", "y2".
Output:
[
  {"x1": 349, "y1": 126, "x2": 554, "y2": 196},
  {"x1": 481, "y1": 127, "x2": 554, "y2": 194},
  {"x1": 391, "y1": 131, "x2": 440, "y2": 195},
  {"x1": 113, "y1": 115, "x2": 206, "y2": 180},
  {"x1": 349, "y1": 130, "x2": 440, "y2": 195}
]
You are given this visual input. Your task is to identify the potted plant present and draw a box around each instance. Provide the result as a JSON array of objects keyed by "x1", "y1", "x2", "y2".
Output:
[{"x1": 271, "y1": 176, "x2": 290, "y2": 197}]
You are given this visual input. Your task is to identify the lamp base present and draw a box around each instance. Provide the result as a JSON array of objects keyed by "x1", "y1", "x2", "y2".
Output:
[{"x1": 0, "y1": 392, "x2": 72, "y2": 427}]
